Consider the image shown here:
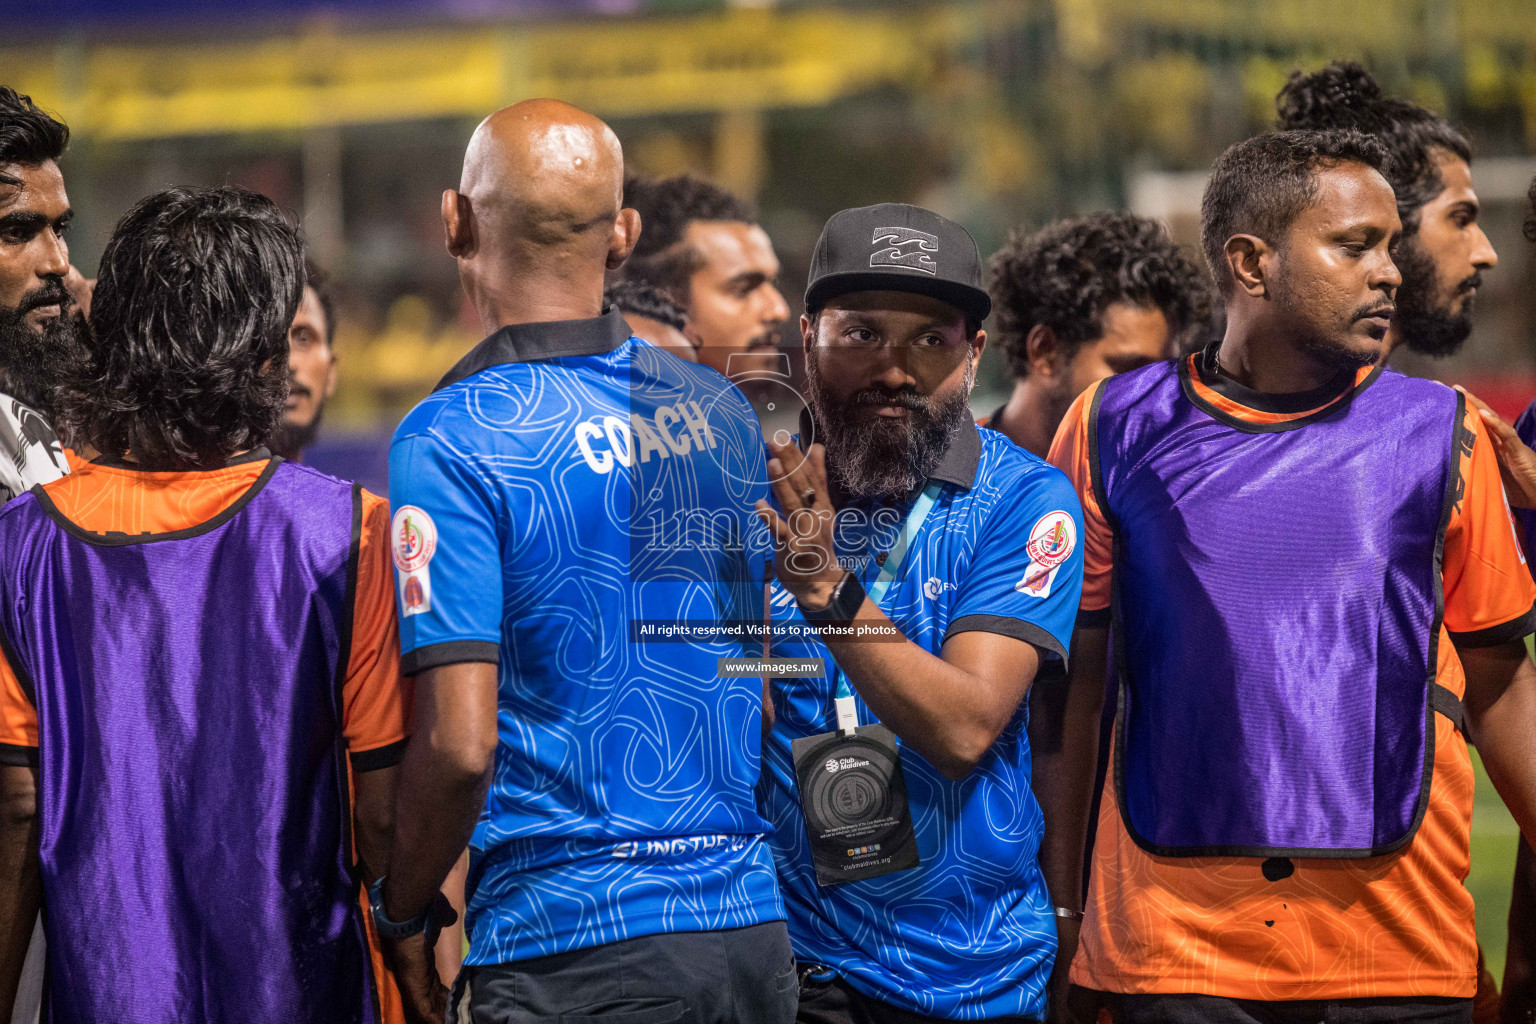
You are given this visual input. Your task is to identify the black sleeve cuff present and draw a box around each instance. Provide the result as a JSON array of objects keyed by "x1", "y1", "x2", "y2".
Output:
[
  {"x1": 946, "y1": 614, "x2": 1069, "y2": 666},
  {"x1": 401, "y1": 640, "x2": 500, "y2": 677},
  {"x1": 350, "y1": 737, "x2": 409, "y2": 772},
  {"x1": 0, "y1": 743, "x2": 38, "y2": 768},
  {"x1": 1076, "y1": 606, "x2": 1111, "y2": 629},
  {"x1": 1448, "y1": 602, "x2": 1536, "y2": 649}
]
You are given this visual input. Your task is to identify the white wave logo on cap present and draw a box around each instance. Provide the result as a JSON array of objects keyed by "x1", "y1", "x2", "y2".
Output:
[{"x1": 870, "y1": 226, "x2": 939, "y2": 275}]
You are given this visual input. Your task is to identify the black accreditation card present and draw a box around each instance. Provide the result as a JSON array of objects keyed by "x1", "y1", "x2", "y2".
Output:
[{"x1": 791, "y1": 723, "x2": 920, "y2": 887}]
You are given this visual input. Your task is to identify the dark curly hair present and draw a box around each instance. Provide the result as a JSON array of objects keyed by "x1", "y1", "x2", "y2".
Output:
[
  {"x1": 64, "y1": 186, "x2": 304, "y2": 471},
  {"x1": 621, "y1": 173, "x2": 755, "y2": 303},
  {"x1": 604, "y1": 279, "x2": 687, "y2": 332},
  {"x1": 0, "y1": 87, "x2": 68, "y2": 185},
  {"x1": 989, "y1": 213, "x2": 1213, "y2": 379},
  {"x1": 1276, "y1": 63, "x2": 1471, "y2": 234},
  {"x1": 1524, "y1": 172, "x2": 1536, "y2": 244},
  {"x1": 1202, "y1": 129, "x2": 1389, "y2": 295}
]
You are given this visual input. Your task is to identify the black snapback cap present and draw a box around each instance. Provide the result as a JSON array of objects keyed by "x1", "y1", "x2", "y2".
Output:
[{"x1": 804, "y1": 203, "x2": 991, "y2": 323}]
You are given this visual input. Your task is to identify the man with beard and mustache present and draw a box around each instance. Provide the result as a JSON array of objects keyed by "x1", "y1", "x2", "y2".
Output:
[
  {"x1": 620, "y1": 173, "x2": 789, "y2": 379},
  {"x1": 1043, "y1": 129, "x2": 1536, "y2": 1024},
  {"x1": 0, "y1": 86, "x2": 87, "y2": 1024},
  {"x1": 0, "y1": 88, "x2": 80, "y2": 506},
  {"x1": 1453, "y1": 176, "x2": 1536, "y2": 1024},
  {"x1": 1277, "y1": 62, "x2": 1497, "y2": 362},
  {"x1": 755, "y1": 204, "x2": 1085, "y2": 1023},
  {"x1": 1276, "y1": 63, "x2": 1507, "y2": 1022},
  {"x1": 269, "y1": 259, "x2": 338, "y2": 461}
]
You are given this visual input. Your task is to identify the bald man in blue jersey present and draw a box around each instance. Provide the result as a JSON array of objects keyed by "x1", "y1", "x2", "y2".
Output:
[{"x1": 376, "y1": 100, "x2": 795, "y2": 1024}]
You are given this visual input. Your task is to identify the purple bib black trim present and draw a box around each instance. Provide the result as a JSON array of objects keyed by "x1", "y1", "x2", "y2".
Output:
[
  {"x1": 1091, "y1": 357, "x2": 1466, "y2": 858},
  {"x1": 0, "y1": 459, "x2": 382, "y2": 1022}
]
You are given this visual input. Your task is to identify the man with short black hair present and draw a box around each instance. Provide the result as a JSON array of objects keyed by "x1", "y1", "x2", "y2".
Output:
[
  {"x1": 621, "y1": 173, "x2": 788, "y2": 377},
  {"x1": 1278, "y1": 62, "x2": 1497, "y2": 359},
  {"x1": 0, "y1": 87, "x2": 80, "y2": 501},
  {"x1": 271, "y1": 258, "x2": 339, "y2": 461},
  {"x1": 1045, "y1": 128, "x2": 1536, "y2": 1024},
  {"x1": 986, "y1": 212, "x2": 1211, "y2": 459},
  {"x1": 757, "y1": 203, "x2": 1084, "y2": 1023}
]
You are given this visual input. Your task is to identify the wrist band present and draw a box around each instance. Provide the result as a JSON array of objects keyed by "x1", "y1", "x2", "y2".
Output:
[
  {"x1": 799, "y1": 573, "x2": 866, "y2": 623},
  {"x1": 367, "y1": 877, "x2": 433, "y2": 940},
  {"x1": 1053, "y1": 906, "x2": 1084, "y2": 921}
]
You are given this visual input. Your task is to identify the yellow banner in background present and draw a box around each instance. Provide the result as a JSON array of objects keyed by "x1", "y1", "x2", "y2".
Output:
[{"x1": 1, "y1": 7, "x2": 962, "y2": 141}]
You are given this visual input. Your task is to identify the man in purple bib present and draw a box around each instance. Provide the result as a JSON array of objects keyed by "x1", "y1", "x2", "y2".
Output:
[
  {"x1": 1042, "y1": 129, "x2": 1536, "y2": 1024},
  {"x1": 0, "y1": 186, "x2": 428, "y2": 1023}
]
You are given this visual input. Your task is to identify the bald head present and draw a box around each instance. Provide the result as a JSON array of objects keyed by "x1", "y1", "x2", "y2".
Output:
[
  {"x1": 445, "y1": 99, "x2": 641, "y2": 329},
  {"x1": 460, "y1": 99, "x2": 623, "y2": 248}
]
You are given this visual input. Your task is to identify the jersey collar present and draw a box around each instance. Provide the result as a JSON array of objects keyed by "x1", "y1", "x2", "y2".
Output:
[
  {"x1": 1192, "y1": 340, "x2": 1365, "y2": 414},
  {"x1": 434, "y1": 306, "x2": 633, "y2": 392},
  {"x1": 797, "y1": 406, "x2": 981, "y2": 491}
]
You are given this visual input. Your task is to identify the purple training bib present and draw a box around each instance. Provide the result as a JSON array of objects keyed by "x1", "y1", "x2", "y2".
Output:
[
  {"x1": 1092, "y1": 356, "x2": 1464, "y2": 857},
  {"x1": 0, "y1": 458, "x2": 383, "y2": 1023}
]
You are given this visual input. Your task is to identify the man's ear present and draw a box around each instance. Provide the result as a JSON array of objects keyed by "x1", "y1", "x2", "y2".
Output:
[
  {"x1": 442, "y1": 189, "x2": 475, "y2": 259},
  {"x1": 970, "y1": 327, "x2": 988, "y2": 367},
  {"x1": 800, "y1": 312, "x2": 816, "y2": 354},
  {"x1": 1224, "y1": 234, "x2": 1269, "y2": 298},
  {"x1": 323, "y1": 353, "x2": 339, "y2": 400},
  {"x1": 607, "y1": 207, "x2": 641, "y2": 271},
  {"x1": 1024, "y1": 323, "x2": 1061, "y2": 378}
]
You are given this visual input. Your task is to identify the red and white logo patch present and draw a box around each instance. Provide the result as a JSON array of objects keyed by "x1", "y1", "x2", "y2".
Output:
[
  {"x1": 392, "y1": 506, "x2": 437, "y2": 573},
  {"x1": 391, "y1": 506, "x2": 438, "y2": 616},
  {"x1": 1016, "y1": 510, "x2": 1076, "y2": 598}
]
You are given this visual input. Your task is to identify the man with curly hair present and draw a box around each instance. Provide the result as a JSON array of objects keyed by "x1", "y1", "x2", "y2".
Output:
[
  {"x1": 0, "y1": 186, "x2": 429, "y2": 1024},
  {"x1": 985, "y1": 213, "x2": 1213, "y2": 1023},
  {"x1": 1277, "y1": 62, "x2": 1497, "y2": 359},
  {"x1": 985, "y1": 212, "x2": 1212, "y2": 459},
  {"x1": 620, "y1": 173, "x2": 789, "y2": 378}
]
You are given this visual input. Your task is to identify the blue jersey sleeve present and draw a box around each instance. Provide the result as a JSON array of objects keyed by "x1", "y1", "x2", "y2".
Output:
[
  {"x1": 945, "y1": 466, "x2": 1086, "y2": 664},
  {"x1": 389, "y1": 431, "x2": 504, "y2": 675}
]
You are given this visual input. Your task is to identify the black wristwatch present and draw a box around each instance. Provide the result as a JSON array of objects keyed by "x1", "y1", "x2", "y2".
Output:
[
  {"x1": 798, "y1": 572, "x2": 866, "y2": 623},
  {"x1": 367, "y1": 877, "x2": 433, "y2": 940}
]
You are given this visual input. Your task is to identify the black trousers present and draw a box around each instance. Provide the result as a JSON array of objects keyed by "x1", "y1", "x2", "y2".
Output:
[
  {"x1": 447, "y1": 922, "x2": 798, "y2": 1023},
  {"x1": 794, "y1": 967, "x2": 1041, "y2": 1024},
  {"x1": 1117, "y1": 993, "x2": 1472, "y2": 1024}
]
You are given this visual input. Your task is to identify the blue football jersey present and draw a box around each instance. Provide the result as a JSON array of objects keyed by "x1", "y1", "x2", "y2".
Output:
[
  {"x1": 759, "y1": 424, "x2": 1084, "y2": 1020},
  {"x1": 389, "y1": 310, "x2": 783, "y2": 965}
]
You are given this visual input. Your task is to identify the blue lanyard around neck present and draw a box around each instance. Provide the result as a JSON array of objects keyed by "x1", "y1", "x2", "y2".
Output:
[{"x1": 832, "y1": 480, "x2": 944, "y2": 733}]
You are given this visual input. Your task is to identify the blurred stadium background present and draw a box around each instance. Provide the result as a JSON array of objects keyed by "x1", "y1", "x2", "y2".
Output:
[{"x1": 7, "y1": 0, "x2": 1536, "y2": 975}]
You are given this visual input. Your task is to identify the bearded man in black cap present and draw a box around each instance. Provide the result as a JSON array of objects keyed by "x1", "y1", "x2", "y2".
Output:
[{"x1": 755, "y1": 204, "x2": 1085, "y2": 1023}]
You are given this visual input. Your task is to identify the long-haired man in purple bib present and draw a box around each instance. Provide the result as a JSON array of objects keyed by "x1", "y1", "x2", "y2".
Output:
[{"x1": 0, "y1": 186, "x2": 430, "y2": 1024}]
